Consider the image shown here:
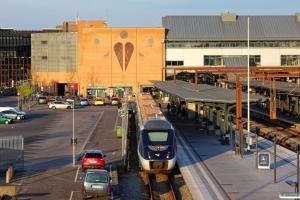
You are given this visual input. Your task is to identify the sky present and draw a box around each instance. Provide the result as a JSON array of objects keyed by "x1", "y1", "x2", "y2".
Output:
[{"x1": 0, "y1": 0, "x2": 300, "y2": 30}]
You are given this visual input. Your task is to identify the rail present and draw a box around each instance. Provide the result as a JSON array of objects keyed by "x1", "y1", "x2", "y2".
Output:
[{"x1": 148, "y1": 174, "x2": 176, "y2": 200}]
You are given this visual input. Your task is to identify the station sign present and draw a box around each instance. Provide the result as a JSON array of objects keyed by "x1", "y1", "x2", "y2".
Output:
[{"x1": 258, "y1": 153, "x2": 270, "y2": 169}]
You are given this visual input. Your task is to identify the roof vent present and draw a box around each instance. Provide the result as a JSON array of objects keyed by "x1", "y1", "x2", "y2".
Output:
[
  {"x1": 221, "y1": 13, "x2": 236, "y2": 22},
  {"x1": 296, "y1": 13, "x2": 300, "y2": 21}
]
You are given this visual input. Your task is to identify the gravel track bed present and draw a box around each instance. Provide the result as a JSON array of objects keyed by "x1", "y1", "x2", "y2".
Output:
[
  {"x1": 117, "y1": 111, "x2": 194, "y2": 200},
  {"x1": 150, "y1": 174, "x2": 172, "y2": 200}
]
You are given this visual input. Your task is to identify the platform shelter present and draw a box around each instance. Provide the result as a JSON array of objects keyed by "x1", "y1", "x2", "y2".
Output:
[{"x1": 150, "y1": 80, "x2": 269, "y2": 133}]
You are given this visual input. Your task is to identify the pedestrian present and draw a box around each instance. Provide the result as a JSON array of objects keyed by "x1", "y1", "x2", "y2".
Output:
[
  {"x1": 19, "y1": 100, "x2": 23, "y2": 111},
  {"x1": 182, "y1": 107, "x2": 186, "y2": 119},
  {"x1": 177, "y1": 104, "x2": 181, "y2": 117},
  {"x1": 117, "y1": 101, "x2": 122, "y2": 109},
  {"x1": 167, "y1": 103, "x2": 171, "y2": 115},
  {"x1": 158, "y1": 103, "x2": 162, "y2": 111}
]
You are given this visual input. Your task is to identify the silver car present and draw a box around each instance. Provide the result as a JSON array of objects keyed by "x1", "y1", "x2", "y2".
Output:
[
  {"x1": 0, "y1": 110, "x2": 26, "y2": 120},
  {"x1": 38, "y1": 96, "x2": 48, "y2": 104},
  {"x1": 81, "y1": 169, "x2": 111, "y2": 199},
  {"x1": 48, "y1": 101, "x2": 73, "y2": 109}
]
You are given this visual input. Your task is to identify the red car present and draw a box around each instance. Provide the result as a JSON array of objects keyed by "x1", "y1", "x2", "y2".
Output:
[{"x1": 81, "y1": 150, "x2": 106, "y2": 172}]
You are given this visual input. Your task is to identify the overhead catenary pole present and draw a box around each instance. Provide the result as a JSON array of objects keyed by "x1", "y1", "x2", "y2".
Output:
[{"x1": 247, "y1": 16, "x2": 251, "y2": 152}]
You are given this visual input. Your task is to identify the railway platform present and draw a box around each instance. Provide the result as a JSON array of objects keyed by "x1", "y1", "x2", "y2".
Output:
[
  {"x1": 157, "y1": 99, "x2": 300, "y2": 200},
  {"x1": 247, "y1": 104, "x2": 300, "y2": 130}
]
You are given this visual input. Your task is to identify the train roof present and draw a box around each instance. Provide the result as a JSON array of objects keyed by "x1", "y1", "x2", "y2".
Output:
[
  {"x1": 137, "y1": 93, "x2": 166, "y2": 125},
  {"x1": 144, "y1": 119, "x2": 172, "y2": 130}
]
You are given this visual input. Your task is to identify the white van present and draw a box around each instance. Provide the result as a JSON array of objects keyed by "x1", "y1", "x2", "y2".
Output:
[{"x1": 0, "y1": 107, "x2": 27, "y2": 115}]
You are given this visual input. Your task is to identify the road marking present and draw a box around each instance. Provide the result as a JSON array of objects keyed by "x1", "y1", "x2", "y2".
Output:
[
  {"x1": 79, "y1": 111, "x2": 104, "y2": 154},
  {"x1": 74, "y1": 165, "x2": 80, "y2": 182},
  {"x1": 69, "y1": 191, "x2": 81, "y2": 200},
  {"x1": 114, "y1": 111, "x2": 119, "y2": 131}
]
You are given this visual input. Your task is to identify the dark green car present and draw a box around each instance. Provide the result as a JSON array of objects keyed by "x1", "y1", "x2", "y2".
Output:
[{"x1": 0, "y1": 114, "x2": 14, "y2": 124}]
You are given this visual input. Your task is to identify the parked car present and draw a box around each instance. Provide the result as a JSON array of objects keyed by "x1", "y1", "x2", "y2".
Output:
[
  {"x1": 81, "y1": 150, "x2": 106, "y2": 172},
  {"x1": 94, "y1": 98, "x2": 105, "y2": 106},
  {"x1": 111, "y1": 98, "x2": 119, "y2": 106},
  {"x1": 48, "y1": 101, "x2": 73, "y2": 109},
  {"x1": 80, "y1": 98, "x2": 89, "y2": 106},
  {"x1": 0, "y1": 114, "x2": 14, "y2": 124},
  {"x1": 47, "y1": 98, "x2": 56, "y2": 106},
  {"x1": 80, "y1": 169, "x2": 111, "y2": 199},
  {"x1": 38, "y1": 96, "x2": 48, "y2": 104},
  {"x1": 0, "y1": 110, "x2": 26, "y2": 120},
  {"x1": 0, "y1": 107, "x2": 27, "y2": 116}
]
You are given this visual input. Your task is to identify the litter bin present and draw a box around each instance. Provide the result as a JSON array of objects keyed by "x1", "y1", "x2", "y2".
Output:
[{"x1": 117, "y1": 126, "x2": 122, "y2": 138}]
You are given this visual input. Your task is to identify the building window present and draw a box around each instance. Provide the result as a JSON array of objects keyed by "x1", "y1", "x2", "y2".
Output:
[
  {"x1": 166, "y1": 41, "x2": 299, "y2": 49},
  {"x1": 204, "y1": 56, "x2": 222, "y2": 66},
  {"x1": 42, "y1": 56, "x2": 47, "y2": 60},
  {"x1": 166, "y1": 61, "x2": 184, "y2": 66},
  {"x1": 41, "y1": 41, "x2": 47, "y2": 44},
  {"x1": 249, "y1": 55, "x2": 261, "y2": 66},
  {"x1": 281, "y1": 55, "x2": 299, "y2": 66}
]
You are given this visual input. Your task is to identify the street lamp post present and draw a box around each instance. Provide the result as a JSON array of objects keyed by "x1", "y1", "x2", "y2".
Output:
[
  {"x1": 69, "y1": 99, "x2": 75, "y2": 167},
  {"x1": 255, "y1": 126, "x2": 260, "y2": 169}
]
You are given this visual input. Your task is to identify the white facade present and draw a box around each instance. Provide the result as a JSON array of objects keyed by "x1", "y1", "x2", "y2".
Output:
[{"x1": 166, "y1": 47, "x2": 300, "y2": 67}]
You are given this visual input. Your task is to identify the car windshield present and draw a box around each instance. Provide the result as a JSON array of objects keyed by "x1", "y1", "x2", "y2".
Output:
[
  {"x1": 81, "y1": 99, "x2": 88, "y2": 101},
  {"x1": 13, "y1": 108, "x2": 22, "y2": 112},
  {"x1": 85, "y1": 152, "x2": 103, "y2": 158},
  {"x1": 112, "y1": 98, "x2": 118, "y2": 101},
  {"x1": 1, "y1": 114, "x2": 9, "y2": 118},
  {"x1": 86, "y1": 173, "x2": 108, "y2": 183}
]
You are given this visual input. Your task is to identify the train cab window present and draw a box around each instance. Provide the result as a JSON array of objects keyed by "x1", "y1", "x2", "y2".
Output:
[{"x1": 147, "y1": 131, "x2": 168, "y2": 145}]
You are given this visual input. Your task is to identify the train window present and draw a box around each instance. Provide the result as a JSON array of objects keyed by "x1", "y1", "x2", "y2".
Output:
[{"x1": 147, "y1": 131, "x2": 168, "y2": 145}]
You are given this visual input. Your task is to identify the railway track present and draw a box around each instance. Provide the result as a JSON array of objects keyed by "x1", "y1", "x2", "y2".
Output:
[
  {"x1": 145, "y1": 173, "x2": 176, "y2": 200},
  {"x1": 232, "y1": 108, "x2": 300, "y2": 152}
]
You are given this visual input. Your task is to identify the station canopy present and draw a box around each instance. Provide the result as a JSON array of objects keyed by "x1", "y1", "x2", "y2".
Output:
[{"x1": 150, "y1": 80, "x2": 269, "y2": 104}]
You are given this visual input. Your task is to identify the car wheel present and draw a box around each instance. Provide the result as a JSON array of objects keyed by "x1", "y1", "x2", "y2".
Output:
[
  {"x1": 67, "y1": 106, "x2": 71, "y2": 109},
  {"x1": 17, "y1": 116, "x2": 21, "y2": 120},
  {"x1": 5, "y1": 121, "x2": 9, "y2": 124},
  {"x1": 52, "y1": 106, "x2": 56, "y2": 110}
]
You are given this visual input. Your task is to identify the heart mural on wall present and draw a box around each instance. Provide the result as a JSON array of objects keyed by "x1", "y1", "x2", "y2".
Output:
[
  {"x1": 125, "y1": 42, "x2": 134, "y2": 71},
  {"x1": 113, "y1": 31, "x2": 134, "y2": 72},
  {"x1": 114, "y1": 42, "x2": 134, "y2": 72},
  {"x1": 114, "y1": 42, "x2": 123, "y2": 71}
]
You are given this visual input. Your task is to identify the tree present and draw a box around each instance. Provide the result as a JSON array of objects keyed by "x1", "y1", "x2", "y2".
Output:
[
  {"x1": 87, "y1": 65, "x2": 98, "y2": 97},
  {"x1": 17, "y1": 82, "x2": 34, "y2": 98},
  {"x1": 65, "y1": 61, "x2": 77, "y2": 95},
  {"x1": 17, "y1": 82, "x2": 35, "y2": 109}
]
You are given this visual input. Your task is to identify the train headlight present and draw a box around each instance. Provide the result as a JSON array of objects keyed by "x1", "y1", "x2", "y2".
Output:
[
  {"x1": 166, "y1": 152, "x2": 170, "y2": 159},
  {"x1": 147, "y1": 152, "x2": 151, "y2": 159}
]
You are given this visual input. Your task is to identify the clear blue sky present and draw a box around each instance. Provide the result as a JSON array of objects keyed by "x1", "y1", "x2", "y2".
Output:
[{"x1": 0, "y1": 0, "x2": 299, "y2": 30}]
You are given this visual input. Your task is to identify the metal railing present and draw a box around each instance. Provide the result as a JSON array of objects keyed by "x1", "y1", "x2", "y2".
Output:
[{"x1": 0, "y1": 136, "x2": 24, "y2": 171}]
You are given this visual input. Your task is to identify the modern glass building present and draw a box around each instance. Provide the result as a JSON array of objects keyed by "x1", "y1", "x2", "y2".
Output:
[{"x1": 0, "y1": 28, "x2": 61, "y2": 89}]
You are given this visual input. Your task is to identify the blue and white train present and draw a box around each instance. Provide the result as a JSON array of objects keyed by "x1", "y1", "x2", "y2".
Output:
[{"x1": 136, "y1": 93, "x2": 177, "y2": 174}]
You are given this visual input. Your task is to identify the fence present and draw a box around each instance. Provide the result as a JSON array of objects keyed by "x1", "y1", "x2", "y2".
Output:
[{"x1": 0, "y1": 136, "x2": 24, "y2": 171}]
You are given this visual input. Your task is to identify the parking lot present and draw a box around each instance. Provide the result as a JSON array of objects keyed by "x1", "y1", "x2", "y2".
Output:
[{"x1": 0, "y1": 96, "x2": 123, "y2": 199}]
